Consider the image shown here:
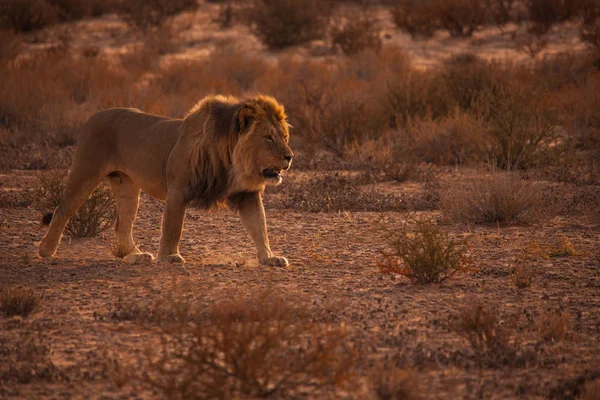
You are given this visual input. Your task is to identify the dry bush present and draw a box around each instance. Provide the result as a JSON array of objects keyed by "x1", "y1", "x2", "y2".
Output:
[
  {"x1": 548, "y1": 236, "x2": 578, "y2": 257},
  {"x1": 580, "y1": 1, "x2": 600, "y2": 55},
  {"x1": 139, "y1": 290, "x2": 357, "y2": 398},
  {"x1": 435, "y1": 0, "x2": 488, "y2": 37},
  {"x1": 0, "y1": 331, "x2": 63, "y2": 383},
  {"x1": 440, "y1": 173, "x2": 544, "y2": 225},
  {"x1": 370, "y1": 366, "x2": 420, "y2": 400},
  {"x1": 110, "y1": 294, "x2": 191, "y2": 325},
  {"x1": 386, "y1": 69, "x2": 452, "y2": 128},
  {"x1": 0, "y1": 287, "x2": 41, "y2": 317},
  {"x1": 243, "y1": 0, "x2": 335, "y2": 49},
  {"x1": 0, "y1": 0, "x2": 58, "y2": 32},
  {"x1": 450, "y1": 301, "x2": 523, "y2": 366},
  {"x1": 400, "y1": 112, "x2": 487, "y2": 165},
  {"x1": 118, "y1": 0, "x2": 198, "y2": 31},
  {"x1": 378, "y1": 220, "x2": 469, "y2": 284},
  {"x1": 526, "y1": 0, "x2": 582, "y2": 35},
  {"x1": 442, "y1": 53, "x2": 504, "y2": 111},
  {"x1": 489, "y1": 0, "x2": 517, "y2": 26},
  {"x1": 278, "y1": 173, "x2": 405, "y2": 212},
  {"x1": 537, "y1": 310, "x2": 569, "y2": 342},
  {"x1": 476, "y1": 83, "x2": 557, "y2": 170},
  {"x1": 330, "y1": 8, "x2": 382, "y2": 56},
  {"x1": 33, "y1": 171, "x2": 116, "y2": 237},
  {"x1": 390, "y1": 0, "x2": 439, "y2": 38}
]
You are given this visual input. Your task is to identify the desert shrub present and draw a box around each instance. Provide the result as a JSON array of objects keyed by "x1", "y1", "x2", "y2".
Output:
[
  {"x1": 435, "y1": 0, "x2": 488, "y2": 37},
  {"x1": 118, "y1": 0, "x2": 198, "y2": 30},
  {"x1": 580, "y1": 0, "x2": 600, "y2": 55},
  {"x1": 0, "y1": 0, "x2": 58, "y2": 32},
  {"x1": 537, "y1": 310, "x2": 569, "y2": 342},
  {"x1": 378, "y1": 219, "x2": 469, "y2": 284},
  {"x1": 489, "y1": 0, "x2": 517, "y2": 26},
  {"x1": 442, "y1": 54, "x2": 505, "y2": 111},
  {"x1": 440, "y1": 173, "x2": 544, "y2": 225},
  {"x1": 450, "y1": 301, "x2": 523, "y2": 366},
  {"x1": 390, "y1": 0, "x2": 439, "y2": 38},
  {"x1": 386, "y1": 69, "x2": 452, "y2": 128},
  {"x1": 476, "y1": 83, "x2": 557, "y2": 170},
  {"x1": 400, "y1": 112, "x2": 487, "y2": 165},
  {"x1": 330, "y1": 9, "x2": 382, "y2": 56},
  {"x1": 370, "y1": 366, "x2": 420, "y2": 400},
  {"x1": 526, "y1": 0, "x2": 582, "y2": 35},
  {"x1": 0, "y1": 287, "x2": 40, "y2": 317},
  {"x1": 139, "y1": 290, "x2": 357, "y2": 398},
  {"x1": 513, "y1": 263, "x2": 537, "y2": 288},
  {"x1": 32, "y1": 171, "x2": 116, "y2": 237},
  {"x1": 243, "y1": 0, "x2": 335, "y2": 48}
]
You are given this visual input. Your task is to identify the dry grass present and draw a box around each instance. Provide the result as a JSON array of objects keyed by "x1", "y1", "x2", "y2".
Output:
[
  {"x1": 440, "y1": 173, "x2": 545, "y2": 225},
  {"x1": 548, "y1": 236, "x2": 578, "y2": 257},
  {"x1": 537, "y1": 310, "x2": 569, "y2": 342},
  {"x1": 0, "y1": 287, "x2": 41, "y2": 317},
  {"x1": 378, "y1": 220, "x2": 469, "y2": 284},
  {"x1": 138, "y1": 290, "x2": 357, "y2": 398},
  {"x1": 513, "y1": 263, "x2": 538, "y2": 288},
  {"x1": 370, "y1": 366, "x2": 420, "y2": 400},
  {"x1": 32, "y1": 171, "x2": 116, "y2": 237}
]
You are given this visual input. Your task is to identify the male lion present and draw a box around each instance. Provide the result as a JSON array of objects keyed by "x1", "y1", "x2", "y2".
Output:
[{"x1": 38, "y1": 95, "x2": 294, "y2": 266}]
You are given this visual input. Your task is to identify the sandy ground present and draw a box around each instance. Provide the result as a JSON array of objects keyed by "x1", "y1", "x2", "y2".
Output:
[{"x1": 1, "y1": 168, "x2": 599, "y2": 399}]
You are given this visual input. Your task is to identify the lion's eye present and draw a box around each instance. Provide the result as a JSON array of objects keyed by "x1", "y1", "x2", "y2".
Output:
[{"x1": 265, "y1": 136, "x2": 274, "y2": 143}]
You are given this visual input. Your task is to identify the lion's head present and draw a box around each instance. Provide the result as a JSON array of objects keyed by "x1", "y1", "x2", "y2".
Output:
[
  {"x1": 232, "y1": 96, "x2": 294, "y2": 188},
  {"x1": 184, "y1": 95, "x2": 294, "y2": 208}
]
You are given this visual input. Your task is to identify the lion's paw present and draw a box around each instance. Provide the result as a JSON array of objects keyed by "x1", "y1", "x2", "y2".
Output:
[
  {"x1": 124, "y1": 252, "x2": 154, "y2": 264},
  {"x1": 260, "y1": 256, "x2": 289, "y2": 267},
  {"x1": 158, "y1": 253, "x2": 186, "y2": 264}
]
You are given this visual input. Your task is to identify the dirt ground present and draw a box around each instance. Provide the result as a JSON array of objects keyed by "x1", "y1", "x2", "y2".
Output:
[
  {"x1": 1, "y1": 3, "x2": 600, "y2": 399},
  {"x1": 1, "y1": 166, "x2": 599, "y2": 399}
]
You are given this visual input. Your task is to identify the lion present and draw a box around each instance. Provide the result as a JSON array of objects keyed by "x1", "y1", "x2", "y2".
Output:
[{"x1": 38, "y1": 94, "x2": 294, "y2": 266}]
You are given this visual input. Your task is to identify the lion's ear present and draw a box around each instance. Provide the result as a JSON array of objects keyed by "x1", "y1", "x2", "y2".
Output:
[{"x1": 238, "y1": 105, "x2": 259, "y2": 133}]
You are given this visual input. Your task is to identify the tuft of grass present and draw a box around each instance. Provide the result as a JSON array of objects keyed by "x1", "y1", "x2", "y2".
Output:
[
  {"x1": 139, "y1": 290, "x2": 357, "y2": 398},
  {"x1": 537, "y1": 310, "x2": 569, "y2": 342},
  {"x1": 33, "y1": 171, "x2": 116, "y2": 237},
  {"x1": 513, "y1": 263, "x2": 537, "y2": 288},
  {"x1": 370, "y1": 365, "x2": 420, "y2": 400},
  {"x1": 378, "y1": 219, "x2": 469, "y2": 284},
  {"x1": 548, "y1": 236, "x2": 578, "y2": 257},
  {"x1": 441, "y1": 173, "x2": 544, "y2": 225},
  {"x1": 0, "y1": 287, "x2": 41, "y2": 317}
]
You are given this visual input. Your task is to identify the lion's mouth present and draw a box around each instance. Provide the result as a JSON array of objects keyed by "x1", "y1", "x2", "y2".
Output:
[{"x1": 262, "y1": 168, "x2": 282, "y2": 180}]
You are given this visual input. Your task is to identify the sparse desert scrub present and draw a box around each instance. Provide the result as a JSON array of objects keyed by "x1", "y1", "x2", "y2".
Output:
[
  {"x1": 378, "y1": 219, "x2": 469, "y2": 284},
  {"x1": 476, "y1": 82, "x2": 557, "y2": 170},
  {"x1": 330, "y1": 7, "x2": 382, "y2": 56},
  {"x1": 243, "y1": 0, "x2": 335, "y2": 49},
  {"x1": 0, "y1": 287, "x2": 40, "y2": 317},
  {"x1": 33, "y1": 171, "x2": 115, "y2": 237},
  {"x1": 526, "y1": 0, "x2": 582, "y2": 35},
  {"x1": 399, "y1": 112, "x2": 487, "y2": 165},
  {"x1": 450, "y1": 301, "x2": 526, "y2": 367},
  {"x1": 118, "y1": 0, "x2": 198, "y2": 31},
  {"x1": 537, "y1": 310, "x2": 569, "y2": 342},
  {"x1": 391, "y1": 0, "x2": 439, "y2": 38},
  {"x1": 138, "y1": 290, "x2": 357, "y2": 398},
  {"x1": 441, "y1": 173, "x2": 545, "y2": 225}
]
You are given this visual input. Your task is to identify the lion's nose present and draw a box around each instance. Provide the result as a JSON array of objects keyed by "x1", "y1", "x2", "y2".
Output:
[{"x1": 283, "y1": 155, "x2": 293, "y2": 162}]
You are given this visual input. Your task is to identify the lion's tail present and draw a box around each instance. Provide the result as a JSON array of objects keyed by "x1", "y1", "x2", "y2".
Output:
[{"x1": 42, "y1": 213, "x2": 53, "y2": 226}]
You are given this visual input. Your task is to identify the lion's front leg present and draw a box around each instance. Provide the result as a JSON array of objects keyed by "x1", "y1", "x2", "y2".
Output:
[
  {"x1": 157, "y1": 192, "x2": 187, "y2": 263},
  {"x1": 237, "y1": 191, "x2": 288, "y2": 267}
]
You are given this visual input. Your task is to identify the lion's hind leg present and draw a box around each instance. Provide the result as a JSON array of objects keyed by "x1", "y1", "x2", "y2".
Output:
[
  {"x1": 39, "y1": 169, "x2": 104, "y2": 258},
  {"x1": 108, "y1": 173, "x2": 154, "y2": 263}
]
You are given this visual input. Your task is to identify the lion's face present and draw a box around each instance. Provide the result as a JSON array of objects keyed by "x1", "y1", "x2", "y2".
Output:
[{"x1": 233, "y1": 117, "x2": 294, "y2": 188}]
